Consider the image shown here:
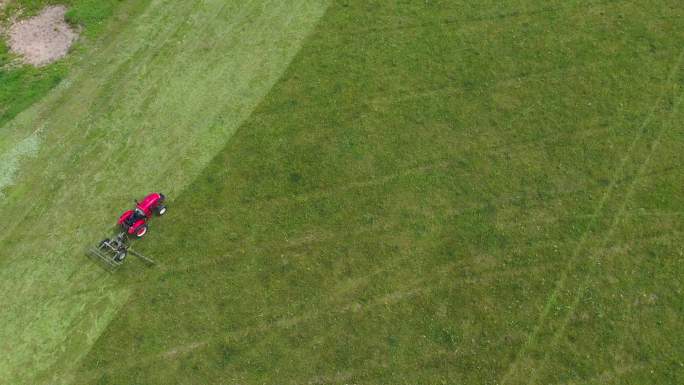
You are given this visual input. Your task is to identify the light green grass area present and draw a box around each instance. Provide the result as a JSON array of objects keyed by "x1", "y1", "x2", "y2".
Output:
[{"x1": 2, "y1": 0, "x2": 684, "y2": 384}]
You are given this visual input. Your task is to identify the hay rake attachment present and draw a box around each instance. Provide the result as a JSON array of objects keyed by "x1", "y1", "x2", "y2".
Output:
[{"x1": 88, "y1": 232, "x2": 155, "y2": 272}]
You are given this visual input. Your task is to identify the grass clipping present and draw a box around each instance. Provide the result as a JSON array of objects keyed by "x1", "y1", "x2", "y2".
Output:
[{"x1": 8, "y1": 5, "x2": 78, "y2": 66}]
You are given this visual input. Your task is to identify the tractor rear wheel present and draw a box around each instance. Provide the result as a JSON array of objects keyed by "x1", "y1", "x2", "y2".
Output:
[{"x1": 135, "y1": 225, "x2": 148, "y2": 238}]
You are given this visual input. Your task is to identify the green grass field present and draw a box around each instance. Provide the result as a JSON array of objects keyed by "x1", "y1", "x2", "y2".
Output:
[{"x1": 1, "y1": 0, "x2": 683, "y2": 384}]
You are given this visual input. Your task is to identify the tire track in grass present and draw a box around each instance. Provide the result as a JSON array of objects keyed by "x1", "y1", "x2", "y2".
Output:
[
  {"x1": 20, "y1": 221, "x2": 676, "y2": 383},
  {"x1": 520, "y1": 60, "x2": 684, "y2": 385},
  {"x1": 112, "y1": 155, "x2": 674, "y2": 287},
  {"x1": 23, "y1": 211, "x2": 674, "y2": 310},
  {"x1": 76, "y1": 257, "x2": 562, "y2": 382},
  {"x1": 500, "y1": 50, "x2": 684, "y2": 385},
  {"x1": 2, "y1": 134, "x2": 678, "y2": 307},
  {"x1": 334, "y1": 0, "x2": 625, "y2": 37},
  {"x1": 0, "y1": 1, "x2": 331, "y2": 384}
]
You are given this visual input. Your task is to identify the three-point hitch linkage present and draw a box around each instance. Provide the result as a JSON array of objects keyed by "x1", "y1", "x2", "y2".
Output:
[{"x1": 88, "y1": 232, "x2": 155, "y2": 271}]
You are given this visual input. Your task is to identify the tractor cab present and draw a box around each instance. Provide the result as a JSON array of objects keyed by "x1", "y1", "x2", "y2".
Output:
[
  {"x1": 122, "y1": 208, "x2": 146, "y2": 227},
  {"x1": 135, "y1": 207, "x2": 146, "y2": 219}
]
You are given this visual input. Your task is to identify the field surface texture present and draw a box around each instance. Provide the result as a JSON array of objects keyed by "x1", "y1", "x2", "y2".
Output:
[{"x1": 1, "y1": 0, "x2": 683, "y2": 384}]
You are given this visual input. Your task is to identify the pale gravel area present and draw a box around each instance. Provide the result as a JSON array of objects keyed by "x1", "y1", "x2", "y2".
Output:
[{"x1": 8, "y1": 5, "x2": 78, "y2": 66}]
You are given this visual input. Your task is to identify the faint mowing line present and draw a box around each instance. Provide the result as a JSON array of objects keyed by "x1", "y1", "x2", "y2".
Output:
[
  {"x1": 500, "y1": 49, "x2": 684, "y2": 384},
  {"x1": 70, "y1": 191, "x2": 678, "y2": 381},
  {"x1": 11, "y1": 159, "x2": 678, "y2": 302},
  {"x1": 255, "y1": 54, "x2": 589, "y2": 117},
  {"x1": 575, "y1": 210, "x2": 684, "y2": 219},
  {"x1": 340, "y1": 0, "x2": 626, "y2": 36},
  {"x1": 137, "y1": 218, "x2": 671, "y2": 297},
  {"x1": 523, "y1": 57, "x2": 684, "y2": 385},
  {"x1": 77, "y1": 259, "x2": 560, "y2": 381},
  {"x1": 236, "y1": 131, "x2": 675, "y2": 212},
  {"x1": 124, "y1": 161, "x2": 678, "y2": 282},
  {"x1": 568, "y1": 362, "x2": 645, "y2": 385}
]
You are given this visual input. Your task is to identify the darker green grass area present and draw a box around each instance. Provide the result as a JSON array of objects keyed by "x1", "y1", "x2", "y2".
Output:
[
  {"x1": 68, "y1": 0, "x2": 683, "y2": 384},
  {"x1": 0, "y1": 0, "x2": 126, "y2": 128},
  {"x1": 0, "y1": 38, "x2": 67, "y2": 128}
]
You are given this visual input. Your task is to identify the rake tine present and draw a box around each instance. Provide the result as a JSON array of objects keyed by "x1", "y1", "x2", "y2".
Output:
[
  {"x1": 128, "y1": 248, "x2": 156, "y2": 266},
  {"x1": 87, "y1": 247, "x2": 122, "y2": 272},
  {"x1": 86, "y1": 232, "x2": 154, "y2": 271}
]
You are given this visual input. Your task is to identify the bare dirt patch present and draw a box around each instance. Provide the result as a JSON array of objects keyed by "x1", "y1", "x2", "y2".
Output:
[{"x1": 8, "y1": 5, "x2": 78, "y2": 66}]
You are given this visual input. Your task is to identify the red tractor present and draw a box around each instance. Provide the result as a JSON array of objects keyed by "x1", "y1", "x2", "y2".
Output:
[{"x1": 118, "y1": 193, "x2": 167, "y2": 237}]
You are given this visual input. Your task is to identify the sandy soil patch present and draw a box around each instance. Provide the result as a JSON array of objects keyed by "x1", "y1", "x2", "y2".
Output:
[{"x1": 8, "y1": 5, "x2": 78, "y2": 66}]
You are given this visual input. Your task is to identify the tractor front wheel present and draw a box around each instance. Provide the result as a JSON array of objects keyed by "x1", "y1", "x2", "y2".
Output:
[
  {"x1": 135, "y1": 225, "x2": 148, "y2": 238},
  {"x1": 156, "y1": 205, "x2": 167, "y2": 216}
]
